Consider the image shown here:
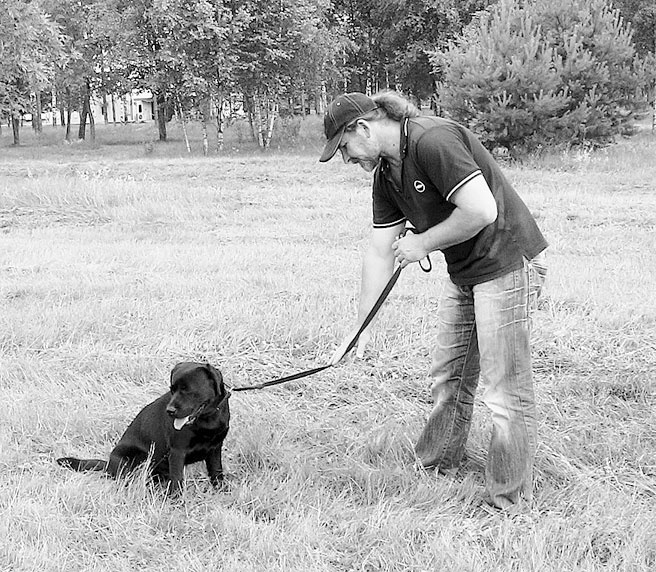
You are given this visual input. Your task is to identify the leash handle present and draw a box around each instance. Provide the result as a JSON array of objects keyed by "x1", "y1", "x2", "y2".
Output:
[{"x1": 400, "y1": 227, "x2": 432, "y2": 273}]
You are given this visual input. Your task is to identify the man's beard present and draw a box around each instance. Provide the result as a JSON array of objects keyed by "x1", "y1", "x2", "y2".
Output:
[{"x1": 357, "y1": 159, "x2": 379, "y2": 173}]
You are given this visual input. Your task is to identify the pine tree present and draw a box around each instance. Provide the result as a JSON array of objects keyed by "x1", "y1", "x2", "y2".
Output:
[{"x1": 433, "y1": 0, "x2": 647, "y2": 152}]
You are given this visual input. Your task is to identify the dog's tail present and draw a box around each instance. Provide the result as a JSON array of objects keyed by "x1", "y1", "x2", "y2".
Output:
[{"x1": 56, "y1": 456, "x2": 108, "y2": 472}]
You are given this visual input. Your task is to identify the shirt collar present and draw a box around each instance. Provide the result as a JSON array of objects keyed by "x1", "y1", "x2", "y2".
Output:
[
  {"x1": 379, "y1": 116, "x2": 410, "y2": 176},
  {"x1": 400, "y1": 117, "x2": 409, "y2": 159}
]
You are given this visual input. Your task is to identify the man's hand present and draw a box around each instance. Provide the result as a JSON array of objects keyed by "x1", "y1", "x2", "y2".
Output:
[
  {"x1": 329, "y1": 327, "x2": 372, "y2": 365},
  {"x1": 392, "y1": 232, "x2": 428, "y2": 268}
]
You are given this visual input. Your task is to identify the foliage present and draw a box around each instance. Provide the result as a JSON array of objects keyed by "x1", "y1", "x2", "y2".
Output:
[
  {"x1": 5, "y1": 0, "x2": 651, "y2": 149},
  {"x1": 146, "y1": 0, "x2": 244, "y2": 141},
  {"x1": 0, "y1": 0, "x2": 63, "y2": 142},
  {"x1": 330, "y1": 0, "x2": 495, "y2": 102},
  {"x1": 614, "y1": 0, "x2": 656, "y2": 56},
  {"x1": 232, "y1": 0, "x2": 337, "y2": 146},
  {"x1": 389, "y1": 0, "x2": 495, "y2": 101},
  {"x1": 433, "y1": 0, "x2": 648, "y2": 152}
]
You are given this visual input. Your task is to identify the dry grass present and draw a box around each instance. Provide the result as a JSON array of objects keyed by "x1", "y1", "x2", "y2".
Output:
[{"x1": 1, "y1": 118, "x2": 655, "y2": 571}]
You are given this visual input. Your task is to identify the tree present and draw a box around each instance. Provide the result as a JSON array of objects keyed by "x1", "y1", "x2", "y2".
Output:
[
  {"x1": 104, "y1": 0, "x2": 175, "y2": 141},
  {"x1": 433, "y1": 0, "x2": 648, "y2": 152},
  {"x1": 145, "y1": 0, "x2": 245, "y2": 151},
  {"x1": 234, "y1": 0, "x2": 334, "y2": 148},
  {"x1": 44, "y1": 0, "x2": 124, "y2": 141},
  {"x1": 387, "y1": 0, "x2": 495, "y2": 103},
  {"x1": 283, "y1": 0, "x2": 338, "y2": 115},
  {"x1": 614, "y1": 0, "x2": 656, "y2": 123},
  {"x1": 0, "y1": 0, "x2": 63, "y2": 144},
  {"x1": 614, "y1": 0, "x2": 655, "y2": 56},
  {"x1": 326, "y1": 0, "x2": 495, "y2": 102}
]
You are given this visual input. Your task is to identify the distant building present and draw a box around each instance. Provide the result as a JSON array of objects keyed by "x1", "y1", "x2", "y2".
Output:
[{"x1": 35, "y1": 90, "x2": 155, "y2": 126}]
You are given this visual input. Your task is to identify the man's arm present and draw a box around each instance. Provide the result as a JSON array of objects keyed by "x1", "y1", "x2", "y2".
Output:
[
  {"x1": 392, "y1": 174, "x2": 498, "y2": 267},
  {"x1": 357, "y1": 222, "x2": 404, "y2": 323},
  {"x1": 330, "y1": 222, "x2": 405, "y2": 363}
]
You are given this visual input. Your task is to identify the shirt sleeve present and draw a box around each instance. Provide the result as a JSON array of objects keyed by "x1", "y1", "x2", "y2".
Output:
[
  {"x1": 415, "y1": 124, "x2": 482, "y2": 202},
  {"x1": 372, "y1": 173, "x2": 407, "y2": 228}
]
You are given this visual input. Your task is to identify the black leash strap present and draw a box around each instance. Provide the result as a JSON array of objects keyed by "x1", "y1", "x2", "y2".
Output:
[
  {"x1": 342, "y1": 265, "x2": 403, "y2": 356},
  {"x1": 232, "y1": 265, "x2": 404, "y2": 392},
  {"x1": 231, "y1": 364, "x2": 332, "y2": 392}
]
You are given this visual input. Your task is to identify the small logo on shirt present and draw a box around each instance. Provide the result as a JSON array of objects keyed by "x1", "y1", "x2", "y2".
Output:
[{"x1": 414, "y1": 180, "x2": 426, "y2": 193}]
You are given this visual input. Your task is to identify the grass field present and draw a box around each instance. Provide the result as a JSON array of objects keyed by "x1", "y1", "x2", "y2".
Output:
[{"x1": 1, "y1": 117, "x2": 655, "y2": 571}]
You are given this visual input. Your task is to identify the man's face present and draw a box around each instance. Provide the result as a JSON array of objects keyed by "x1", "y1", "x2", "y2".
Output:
[{"x1": 338, "y1": 122, "x2": 380, "y2": 172}]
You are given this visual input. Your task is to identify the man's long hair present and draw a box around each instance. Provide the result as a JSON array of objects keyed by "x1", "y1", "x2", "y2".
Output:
[{"x1": 370, "y1": 90, "x2": 421, "y2": 121}]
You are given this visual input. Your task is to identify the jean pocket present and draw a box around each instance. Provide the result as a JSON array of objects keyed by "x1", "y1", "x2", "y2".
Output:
[{"x1": 527, "y1": 251, "x2": 547, "y2": 307}]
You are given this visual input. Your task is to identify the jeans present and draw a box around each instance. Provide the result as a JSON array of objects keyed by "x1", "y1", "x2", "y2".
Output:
[{"x1": 415, "y1": 252, "x2": 547, "y2": 508}]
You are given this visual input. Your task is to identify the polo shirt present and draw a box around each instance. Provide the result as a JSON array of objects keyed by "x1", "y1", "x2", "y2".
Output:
[{"x1": 372, "y1": 116, "x2": 547, "y2": 285}]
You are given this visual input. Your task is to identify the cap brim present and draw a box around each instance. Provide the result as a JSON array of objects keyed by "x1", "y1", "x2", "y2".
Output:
[{"x1": 319, "y1": 126, "x2": 345, "y2": 162}]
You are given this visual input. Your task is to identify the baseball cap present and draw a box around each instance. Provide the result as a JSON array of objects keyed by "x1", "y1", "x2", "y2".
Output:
[{"x1": 319, "y1": 93, "x2": 377, "y2": 162}]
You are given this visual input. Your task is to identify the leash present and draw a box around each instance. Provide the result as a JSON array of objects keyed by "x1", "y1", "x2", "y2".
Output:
[
  {"x1": 232, "y1": 265, "x2": 404, "y2": 392},
  {"x1": 232, "y1": 231, "x2": 430, "y2": 393}
]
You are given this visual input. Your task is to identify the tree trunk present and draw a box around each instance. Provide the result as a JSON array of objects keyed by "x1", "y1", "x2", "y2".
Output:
[
  {"x1": 300, "y1": 91, "x2": 307, "y2": 117},
  {"x1": 12, "y1": 115, "x2": 20, "y2": 145},
  {"x1": 65, "y1": 87, "x2": 72, "y2": 141},
  {"x1": 111, "y1": 94, "x2": 117, "y2": 124},
  {"x1": 59, "y1": 89, "x2": 66, "y2": 126},
  {"x1": 245, "y1": 95, "x2": 256, "y2": 142},
  {"x1": 34, "y1": 91, "x2": 43, "y2": 133},
  {"x1": 51, "y1": 92, "x2": 57, "y2": 126},
  {"x1": 202, "y1": 122, "x2": 209, "y2": 155},
  {"x1": 199, "y1": 98, "x2": 210, "y2": 156},
  {"x1": 88, "y1": 95, "x2": 96, "y2": 142},
  {"x1": 66, "y1": 109, "x2": 72, "y2": 140},
  {"x1": 177, "y1": 98, "x2": 191, "y2": 153},
  {"x1": 78, "y1": 83, "x2": 88, "y2": 140},
  {"x1": 102, "y1": 91, "x2": 109, "y2": 124},
  {"x1": 156, "y1": 91, "x2": 168, "y2": 141},
  {"x1": 319, "y1": 83, "x2": 327, "y2": 114},
  {"x1": 264, "y1": 98, "x2": 277, "y2": 148},
  {"x1": 215, "y1": 95, "x2": 225, "y2": 152},
  {"x1": 253, "y1": 94, "x2": 265, "y2": 148}
]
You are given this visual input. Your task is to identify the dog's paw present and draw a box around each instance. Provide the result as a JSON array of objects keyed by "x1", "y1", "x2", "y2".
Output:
[
  {"x1": 166, "y1": 480, "x2": 185, "y2": 499},
  {"x1": 209, "y1": 473, "x2": 225, "y2": 487}
]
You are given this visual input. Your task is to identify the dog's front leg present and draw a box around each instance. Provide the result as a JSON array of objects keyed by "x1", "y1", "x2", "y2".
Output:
[
  {"x1": 205, "y1": 445, "x2": 224, "y2": 487},
  {"x1": 167, "y1": 449, "x2": 186, "y2": 496}
]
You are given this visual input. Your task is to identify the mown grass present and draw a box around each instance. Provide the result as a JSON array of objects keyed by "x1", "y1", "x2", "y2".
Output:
[{"x1": 1, "y1": 117, "x2": 655, "y2": 571}]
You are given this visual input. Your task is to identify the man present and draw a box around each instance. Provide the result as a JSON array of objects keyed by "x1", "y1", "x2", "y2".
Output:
[{"x1": 320, "y1": 91, "x2": 548, "y2": 509}]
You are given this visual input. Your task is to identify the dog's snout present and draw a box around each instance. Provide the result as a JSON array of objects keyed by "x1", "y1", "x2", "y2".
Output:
[{"x1": 166, "y1": 404, "x2": 177, "y2": 416}]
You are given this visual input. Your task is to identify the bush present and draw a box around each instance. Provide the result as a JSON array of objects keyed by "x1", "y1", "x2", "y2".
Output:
[{"x1": 432, "y1": 0, "x2": 648, "y2": 153}]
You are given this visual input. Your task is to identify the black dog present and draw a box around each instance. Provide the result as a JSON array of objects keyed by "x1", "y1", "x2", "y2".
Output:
[{"x1": 57, "y1": 362, "x2": 230, "y2": 495}]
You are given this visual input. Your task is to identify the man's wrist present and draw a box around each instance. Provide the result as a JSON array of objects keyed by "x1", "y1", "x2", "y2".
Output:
[{"x1": 420, "y1": 232, "x2": 434, "y2": 258}]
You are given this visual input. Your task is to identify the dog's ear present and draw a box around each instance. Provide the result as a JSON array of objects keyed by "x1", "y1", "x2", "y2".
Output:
[
  {"x1": 203, "y1": 363, "x2": 223, "y2": 395},
  {"x1": 170, "y1": 362, "x2": 186, "y2": 385}
]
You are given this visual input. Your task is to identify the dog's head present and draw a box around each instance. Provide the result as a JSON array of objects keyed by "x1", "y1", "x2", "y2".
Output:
[{"x1": 167, "y1": 362, "x2": 228, "y2": 430}]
